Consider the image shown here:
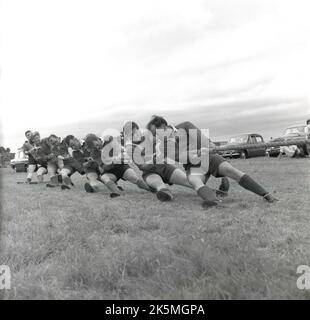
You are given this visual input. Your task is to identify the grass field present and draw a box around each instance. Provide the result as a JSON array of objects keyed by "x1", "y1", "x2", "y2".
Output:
[{"x1": 0, "y1": 157, "x2": 310, "y2": 300}]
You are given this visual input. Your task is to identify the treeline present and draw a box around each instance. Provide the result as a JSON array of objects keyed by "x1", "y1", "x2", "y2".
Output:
[
  {"x1": 0, "y1": 146, "x2": 11, "y2": 154},
  {"x1": 0, "y1": 146, "x2": 14, "y2": 166}
]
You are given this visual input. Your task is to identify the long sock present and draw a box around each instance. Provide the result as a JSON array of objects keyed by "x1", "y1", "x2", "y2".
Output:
[
  {"x1": 63, "y1": 176, "x2": 71, "y2": 186},
  {"x1": 238, "y1": 174, "x2": 267, "y2": 197},
  {"x1": 37, "y1": 175, "x2": 43, "y2": 183},
  {"x1": 50, "y1": 175, "x2": 59, "y2": 185},
  {"x1": 219, "y1": 177, "x2": 229, "y2": 192},
  {"x1": 106, "y1": 181, "x2": 121, "y2": 195}
]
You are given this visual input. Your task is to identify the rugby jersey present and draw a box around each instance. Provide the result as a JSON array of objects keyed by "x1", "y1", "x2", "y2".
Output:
[
  {"x1": 163, "y1": 121, "x2": 215, "y2": 164},
  {"x1": 27, "y1": 138, "x2": 54, "y2": 164}
]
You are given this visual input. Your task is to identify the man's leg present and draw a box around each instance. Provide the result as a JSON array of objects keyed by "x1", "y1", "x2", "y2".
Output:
[
  {"x1": 171, "y1": 165, "x2": 229, "y2": 196},
  {"x1": 100, "y1": 173, "x2": 121, "y2": 198},
  {"x1": 84, "y1": 171, "x2": 102, "y2": 192},
  {"x1": 145, "y1": 174, "x2": 173, "y2": 201},
  {"x1": 217, "y1": 162, "x2": 278, "y2": 202},
  {"x1": 187, "y1": 168, "x2": 219, "y2": 206},
  {"x1": 216, "y1": 177, "x2": 230, "y2": 197},
  {"x1": 57, "y1": 158, "x2": 64, "y2": 170},
  {"x1": 37, "y1": 166, "x2": 47, "y2": 183},
  {"x1": 60, "y1": 168, "x2": 73, "y2": 190},
  {"x1": 25, "y1": 164, "x2": 36, "y2": 183},
  {"x1": 122, "y1": 168, "x2": 153, "y2": 191},
  {"x1": 46, "y1": 161, "x2": 63, "y2": 188},
  {"x1": 169, "y1": 168, "x2": 192, "y2": 188},
  {"x1": 47, "y1": 161, "x2": 58, "y2": 184}
]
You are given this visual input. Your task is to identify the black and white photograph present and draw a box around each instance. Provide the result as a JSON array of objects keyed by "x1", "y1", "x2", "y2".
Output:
[{"x1": 0, "y1": 0, "x2": 310, "y2": 307}]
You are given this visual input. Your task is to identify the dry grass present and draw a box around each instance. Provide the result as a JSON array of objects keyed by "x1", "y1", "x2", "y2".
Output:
[{"x1": 0, "y1": 157, "x2": 310, "y2": 300}]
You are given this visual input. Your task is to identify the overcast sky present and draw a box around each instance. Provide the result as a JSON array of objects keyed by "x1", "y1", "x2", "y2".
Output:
[{"x1": 1, "y1": 0, "x2": 310, "y2": 150}]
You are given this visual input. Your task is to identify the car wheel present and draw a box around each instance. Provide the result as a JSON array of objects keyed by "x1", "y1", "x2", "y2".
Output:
[{"x1": 240, "y1": 151, "x2": 247, "y2": 159}]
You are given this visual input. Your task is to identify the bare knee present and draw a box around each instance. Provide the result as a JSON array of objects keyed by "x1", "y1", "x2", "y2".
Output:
[
  {"x1": 37, "y1": 168, "x2": 47, "y2": 176},
  {"x1": 145, "y1": 174, "x2": 165, "y2": 191},
  {"x1": 61, "y1": 169, "x2": 70, "y2": 177},
  {"x1": 169, "y1": 169, "x2": 191, "y2": 187},
  {"x1": 87, "y1": 172, "x2": 98, "y2": 182},
  {"x1": 28, "y1": 165, "x2": 36, "y2": 173},
  {"x1": 187, "y1": 174, "x2": 205, "y2": 190},
  {"x1": 100, "y1": 174, "x2": 111, "y2": 184},
  {"x1": 123, "y1": 168, "x2": 138, "y2": 182}
]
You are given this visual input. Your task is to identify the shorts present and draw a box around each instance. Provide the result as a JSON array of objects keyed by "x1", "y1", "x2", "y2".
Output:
[
  {"x1": 63, "y1": 158, "x2": 85, "y2": 175},
  {"x1": 103, "y1": 164, "x2": 130, "y2": 181},
  {"x1": 36, "y1": 165, "x2": 48, "y2": 175},
  {"x1": 28, "y1": 154, "x2": 37, "y2": 165},
  {"x1": 36, "y1": 162, "x2": 48, "y2": 169},
  {"x1": 142, "y1": 164, "x2": 177, "y2": 184},
  {"x1": 27, "y1": 164, "x2": 39, "y2": 172},
  {"x1": 84, "y1": 161, "x2": 101, "y2": 175},
  {"x1": 184, "y1": 153, "x2": 227, "y2": 178}
]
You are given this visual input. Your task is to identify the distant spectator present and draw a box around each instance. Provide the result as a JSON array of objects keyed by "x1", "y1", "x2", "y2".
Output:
[
  {"x1": 278, "y1": 145, "x2": 305, "y2": 158},
  {"x1": 0, "y1": 146, "x2": 12, "y2": 166},
  {"x1": 22, "y1": 130, "x2": 37, "y2": 183},
  {"x1": 305, "y1": 119, "x2": 310, "y2": 139}
]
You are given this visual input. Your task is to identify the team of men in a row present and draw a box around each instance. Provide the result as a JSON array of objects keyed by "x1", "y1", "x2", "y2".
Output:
[{"x1": 22, "y1": 116, "x2": 278, "y2": 206}]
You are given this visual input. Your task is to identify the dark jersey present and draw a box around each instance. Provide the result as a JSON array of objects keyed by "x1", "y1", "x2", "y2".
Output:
[
  {"x1": 125, "y1": 133, "x2": 158, "y2": 170},
  {"x1": 72, "y1": 143, "x2": 92, "y2": 166},
  {"x1": 22, "y1": 140, "x2": 34, "y2": 155},
  {"x1": 101, "y1": 136, "x2": 123, "y2": 162},
  {"x1": 163, "y1": 121, "x2": 215, "y2": 164},
  {"x1": 28, "y1": 138, "x2": 55, "y2": 165},
  {"x1": 175, "y1": 122, "x2": 210, "y2": 150},
  {"x1": 22, "y1": 140, "x2": 37, "y2": 165},
  {"x1": 50, "y1": 139, "x2": 69, "y2": 158}
]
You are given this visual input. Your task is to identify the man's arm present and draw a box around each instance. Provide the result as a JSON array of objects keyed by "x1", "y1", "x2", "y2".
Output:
[
  {"x1": 22, "y1": 141, "x2": 32, "y2": 155},
  {"x1": 162, "y1": 121, "x2": 213, "y2": 164},
  {"x1": 34, "y1": 139, "x2": 55, "y2": 162}
]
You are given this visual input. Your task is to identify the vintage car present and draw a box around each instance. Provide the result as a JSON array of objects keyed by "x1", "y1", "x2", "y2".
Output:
[
  {"x1": 10, "y1": 148, "x2": 29, "y2": 172},
  {"x1": 218, "y1": 133, "x2": 266, "y2": 159},
  {"x1": 266, "y1": 124, "x2": 308, "y2": 157}
]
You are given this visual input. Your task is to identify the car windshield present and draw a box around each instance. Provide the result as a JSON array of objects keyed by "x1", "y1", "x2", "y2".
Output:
[
  {"x1": 229, "y1": 135, "x2": 248, "y2": 144},
  {"x1": 284, "y1": 126, "x2": 306, "y2": 135}
]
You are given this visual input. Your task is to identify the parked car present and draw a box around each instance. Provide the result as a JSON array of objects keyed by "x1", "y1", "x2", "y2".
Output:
[
  {"x1": 10, "y1": 149, "x2": 28, "y2": 172},
  {"x1": 213, "y1": 141, "x2": 228, "y2": 147},
  {"x1": 218, "y1": 133, "x2": 266, "y2": 159},
  {"x1": 266, "y1": 124, "x2": 308, "y2": 157}
]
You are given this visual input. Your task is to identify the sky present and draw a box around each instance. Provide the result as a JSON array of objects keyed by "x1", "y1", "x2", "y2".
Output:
[{"x1": 0, "y1": 0, "x2": 310, "y2": 150}]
